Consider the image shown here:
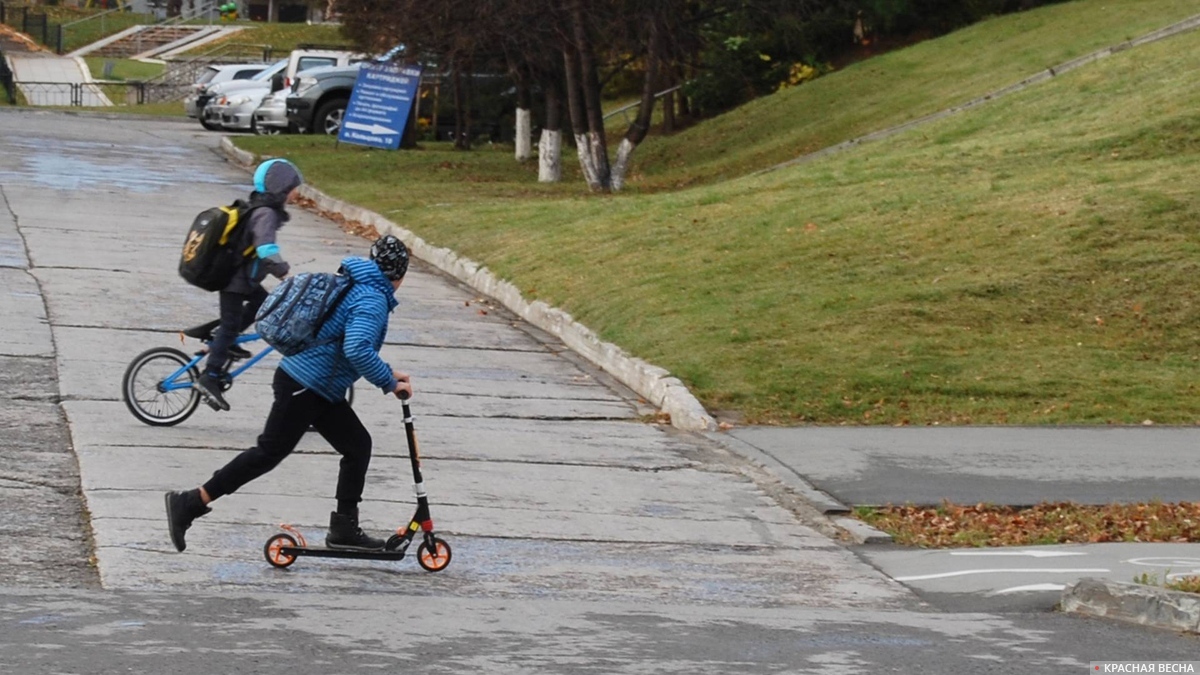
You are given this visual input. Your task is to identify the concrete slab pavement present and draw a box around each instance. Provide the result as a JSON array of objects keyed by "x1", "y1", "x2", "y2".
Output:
[{"x1": 0, "y1": 112, "x2": 909, "y2": 617}]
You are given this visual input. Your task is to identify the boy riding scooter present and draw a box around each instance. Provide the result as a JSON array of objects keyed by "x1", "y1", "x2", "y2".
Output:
[{"x1": 166, "y1": 235, "x2": 414, "y2": 552}]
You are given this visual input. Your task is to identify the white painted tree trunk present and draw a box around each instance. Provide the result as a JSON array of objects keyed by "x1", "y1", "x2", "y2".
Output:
[
  {"x1": 574, "y1": 132, "x2": 603, "y2": 190},
  {"x1": 515, "y1": 108, "x2": 532, "y2": 161},
  {"x1": 538, "y1": 129, "x2": 562, "y2": 183},
  {"x1": 610, "y1": 138, "x2": 637, "y2": 192}
]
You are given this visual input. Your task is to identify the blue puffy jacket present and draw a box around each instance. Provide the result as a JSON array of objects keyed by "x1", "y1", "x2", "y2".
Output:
[{"x1": 279, "y1": 257, "x2": 399, "y2": 402}]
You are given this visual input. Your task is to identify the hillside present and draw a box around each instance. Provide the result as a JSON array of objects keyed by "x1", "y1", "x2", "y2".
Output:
[
  {"x1": 238, "y1": 0, "x2": 1200, "y2": 425},
  {"x1": 628, "y1": 0, "x2": 1200, "y2": 190}
]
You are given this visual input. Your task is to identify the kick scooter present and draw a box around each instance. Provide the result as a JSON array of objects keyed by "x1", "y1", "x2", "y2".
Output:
[{"x1": 262, "y1": 394, "x2": 452, "y2": 572}]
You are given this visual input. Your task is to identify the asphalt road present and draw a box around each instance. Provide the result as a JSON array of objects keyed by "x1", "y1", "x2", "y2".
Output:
[
  {"x1": 2, "y1": 587, "x2": 1199, "y2": 674},
  {"x1": 728, "y1": 426, "x2": 1200, "y2": 507}
]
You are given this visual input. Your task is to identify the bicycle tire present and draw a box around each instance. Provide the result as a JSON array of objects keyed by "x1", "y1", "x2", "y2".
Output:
[{"x1": 122, "y1": 347, "x2": 202, "y2": 427}]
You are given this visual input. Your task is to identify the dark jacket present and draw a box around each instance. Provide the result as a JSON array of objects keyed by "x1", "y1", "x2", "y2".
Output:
[{"x1": 224, "y1": 160, "x2": 302, "y2": 295}]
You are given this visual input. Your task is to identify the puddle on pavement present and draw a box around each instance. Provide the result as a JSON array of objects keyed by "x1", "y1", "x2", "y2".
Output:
[{"x1": 0, "y1": 136, "x2": 240, "y2": 193}]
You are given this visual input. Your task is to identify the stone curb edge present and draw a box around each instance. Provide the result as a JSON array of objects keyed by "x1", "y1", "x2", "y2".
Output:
[
  {"x1": 701, "y1": 430, "x2": 893, "y2": 544},
  {"x1": 1062, "y1": 578, "x2": 1200, "y2": 634},
  {"x1": 219, "y1": 137, "x2": 717, "y2": 432}
]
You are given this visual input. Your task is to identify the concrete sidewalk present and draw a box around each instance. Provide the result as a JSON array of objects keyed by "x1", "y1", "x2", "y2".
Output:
[
  {"x1": 0, "y1": 112, "x2": 909, "y2": 614},
  {"x1": 7, "y1": 53, "x2": 109, "y2": 106}
]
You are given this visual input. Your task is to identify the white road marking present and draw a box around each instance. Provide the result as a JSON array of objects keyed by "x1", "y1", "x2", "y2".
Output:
[
  {"x1": 989, "y1": 583, "x2": 1067, "y2": 595},
  {"x1": 949, "y1": 550, "x2": 1087, "y2": 558},
  {"x1": 895, "y1": 568, "x2": 1110, "y2": 582},
  {"x1": 1126, "y1": 557, "x2": 1200, "y2": 568}
]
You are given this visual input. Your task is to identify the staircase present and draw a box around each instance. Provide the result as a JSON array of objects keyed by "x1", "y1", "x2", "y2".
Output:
[{"x1": 87, "y1": 25, "x2": 210, "y2": 59}]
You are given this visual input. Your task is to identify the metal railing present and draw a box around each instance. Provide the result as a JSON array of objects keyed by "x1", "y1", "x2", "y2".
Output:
[
  {"x1": 59, "y1": 5, "x2": 157, "y2": 55},
  {"x1": 161, "y1": 0, "x2": 218, "y2": 26},
  {"x1": 14, "y1": 80, "x2": 188, "y2": 106},
  {"x1": 149, "y1": 41, "x2": 274, "y2": 87},
  {"x1": 603, "y1": 84, "x2": 682, "y2": 124}
]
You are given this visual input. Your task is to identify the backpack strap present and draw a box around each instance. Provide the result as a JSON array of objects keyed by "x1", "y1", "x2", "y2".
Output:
[{"x1": 232, "y1": 200, "x2": 262, "y2": 257}]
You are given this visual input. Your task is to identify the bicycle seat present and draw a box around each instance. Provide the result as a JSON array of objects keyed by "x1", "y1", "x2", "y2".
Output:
[{"x1": 182, "y1": 319, "x2": 221, "y2": 342}]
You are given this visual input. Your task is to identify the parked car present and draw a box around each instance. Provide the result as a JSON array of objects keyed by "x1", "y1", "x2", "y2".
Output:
[
  {"x1": 184, "y1": 63, "x2": 268, "y2": 125},
  {"x1": 251, "y1": 90, "x2": 289, "y2": 135},
  {"x1": 201, "y1": 49, "x2": 363, "y2": 133},
  {"x1": 285, "y1": 63, "x2": 361, "y2": 135},
  {"x1": 199, "y1": 59, "x2": 287, "y2": 131}
]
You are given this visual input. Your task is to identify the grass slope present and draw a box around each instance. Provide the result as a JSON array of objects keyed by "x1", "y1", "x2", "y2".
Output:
[
  {"x1": 178, "y1": 22, "x2": 348, "y2": 56},
  {"x1": 84, "y1": 57, "x2": 164, "y2": 81},
  {"x1": 237, "y1": 1, "x2": 1200, "y2": 425},
  {"x1": 630, "y1": 0, "x2": 1200, "y2": 190}
]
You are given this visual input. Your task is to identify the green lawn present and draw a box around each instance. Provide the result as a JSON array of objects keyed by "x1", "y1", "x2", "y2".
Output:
[
  {"x1": 84, "y1": 57, "x2": 164, "y2": 81},
  {"x1": 178, "y1": 22, "x2": 349, "y2": 57},
  {"x1": 59, "y1": 10, "x2": 156, "y2": 54},
  {"x1": 236, "y1": 1, "x2": 1200, "y2": 426}
]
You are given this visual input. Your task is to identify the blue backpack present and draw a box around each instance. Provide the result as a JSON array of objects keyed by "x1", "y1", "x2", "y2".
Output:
[{"x1": 255, "y1": 272, "x2": 354, "y2": 356}]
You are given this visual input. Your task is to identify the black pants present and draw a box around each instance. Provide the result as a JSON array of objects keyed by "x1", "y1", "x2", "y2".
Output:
[
  {"x1": 203, "y1": 368, "x2": 372, "y2": 515},
  {"x1": 206, "y1": 287, "x2": 268, "y2": 375}
]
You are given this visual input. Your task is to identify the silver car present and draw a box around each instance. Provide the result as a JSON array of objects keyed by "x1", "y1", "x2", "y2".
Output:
[
  {"x1": 184, "y1": 64, "x2": 268, "y2": 123},
  {"x1": 217, "y1": 89, "x2": 271, "y2": 132},
  {"x1": 252, "y1": 91, "x2": 289, "y2": 135}
]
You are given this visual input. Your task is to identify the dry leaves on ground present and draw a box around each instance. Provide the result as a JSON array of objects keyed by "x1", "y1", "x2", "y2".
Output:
[{"x1": 857, "y1": 501, "x2": 1200, "y2": 548}]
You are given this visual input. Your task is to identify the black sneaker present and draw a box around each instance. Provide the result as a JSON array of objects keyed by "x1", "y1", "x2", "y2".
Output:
[
  {"x1": 194, "y1": 372, "x2": 230, "y2": 411},
  {"x1": 229, "y1": 345, "x2": 252, "y2": 360},
  {"x1": 165, "y1": 489, "x2": 211, "y2": 552},
  {"x1": 326, "y1": 511, "x2": 385, "y2": 551}
]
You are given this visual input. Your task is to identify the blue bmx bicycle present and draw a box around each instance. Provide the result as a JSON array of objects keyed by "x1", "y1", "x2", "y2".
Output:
[{"x1": 121, "y1": 319, "x2": 354, "y2": 426}]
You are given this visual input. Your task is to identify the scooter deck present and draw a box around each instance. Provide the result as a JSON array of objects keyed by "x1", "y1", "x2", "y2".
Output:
[{"x1": 280, "y1": 546, "x2": 407, "y2": 561}]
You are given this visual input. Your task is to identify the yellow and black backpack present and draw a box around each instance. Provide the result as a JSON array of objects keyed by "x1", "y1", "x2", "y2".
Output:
[{"x1": 178, "y1": 200, "x2": 256, "y2": 291}]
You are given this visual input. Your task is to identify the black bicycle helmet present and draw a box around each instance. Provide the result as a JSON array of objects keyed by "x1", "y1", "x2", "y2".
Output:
[{"x1": 370, "y1": 234, "x2": 410, "y2": 281}]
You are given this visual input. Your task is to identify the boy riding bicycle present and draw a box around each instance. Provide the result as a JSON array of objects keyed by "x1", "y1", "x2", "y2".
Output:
[{"x1": 194, "y1": 158, "x2": 301, "y2": 411}]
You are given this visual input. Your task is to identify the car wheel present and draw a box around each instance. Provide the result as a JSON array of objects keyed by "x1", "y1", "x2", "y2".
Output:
[
  {"x1": 200, "y1": 118, "x2": 221, "y2": 131},
  {"x1": 315, "y1": 99, "x2": 348, "y2": 136}
]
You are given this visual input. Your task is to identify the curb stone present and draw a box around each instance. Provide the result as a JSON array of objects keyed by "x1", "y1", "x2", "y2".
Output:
[
  {"x1": 703, "y1": 430, "x2": 849, "y2": 515},
  {"x1": 701, "y1": 430, "x2": 895, "y2": 544},
  {"x1": 832, "y1": 516, "x2": 894, "y2": 545},
  {"x1": 218, "y1": 137, "x2": 717, "y2": 432},
  {"x1": 1061, "y1": 578, "x2": 1200, "y2": 634}
]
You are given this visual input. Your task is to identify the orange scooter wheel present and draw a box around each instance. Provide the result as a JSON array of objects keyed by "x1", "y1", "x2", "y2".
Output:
[
  {"x1": 264, "y1": 533, "x2": 298, "y2": 569},
  {"x1": 417, "y1": 537, "x2": 452, "y2": 572}
]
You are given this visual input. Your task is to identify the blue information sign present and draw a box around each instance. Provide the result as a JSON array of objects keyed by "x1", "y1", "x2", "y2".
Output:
[{"x1": 337, "y1": 62, "x2": 422, "y2": 150}]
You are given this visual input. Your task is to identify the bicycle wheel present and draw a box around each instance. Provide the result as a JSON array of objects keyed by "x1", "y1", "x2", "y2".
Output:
[{"x1": 122, "y1": 347, "x2": 201, "y2": 427}]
